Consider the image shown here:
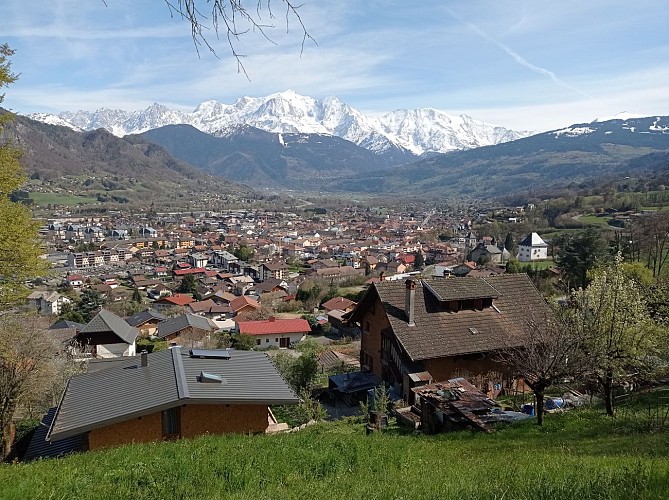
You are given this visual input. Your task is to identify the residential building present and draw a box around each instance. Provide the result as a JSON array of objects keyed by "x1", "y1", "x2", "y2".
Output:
[
  {"x1": 27, "y1": 291, "x2": 71, "y2": 315},
  {"x1": 236, "y1": 317, "x2": 311, "y2": 348},
  {"x1": 44, "y1": 348, "x2": 300, "y2": 453},
  {"x1": 349, "y1": 275, "x2": 548, "y2": 403},
  {"x1": 517, "y1": 233, "x2": 548, "y2": 262},
  {"x1": 76, "y1": 309, "x2": 138, "y2": 358}
]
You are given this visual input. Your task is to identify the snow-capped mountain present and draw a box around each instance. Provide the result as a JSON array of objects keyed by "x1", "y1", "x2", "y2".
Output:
[{"x1": 29, "y1": 90, "x2": 533, "y2": 155}]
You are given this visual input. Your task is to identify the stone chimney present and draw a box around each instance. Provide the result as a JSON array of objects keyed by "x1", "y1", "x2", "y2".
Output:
[
  {"x1": 141, "y1": 350, "x2": 148, "y2": 367},
  {"x1": 405, "y1": 279, "x2": 416, "y2": 327}
]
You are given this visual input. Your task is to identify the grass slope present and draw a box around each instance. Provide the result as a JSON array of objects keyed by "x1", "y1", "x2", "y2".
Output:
[{"x1": 2, "y1": 406, "x2": 668, "y2": 500}]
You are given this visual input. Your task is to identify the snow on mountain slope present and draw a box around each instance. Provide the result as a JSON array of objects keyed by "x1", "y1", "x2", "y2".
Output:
[{"x1": 28, "y1": 90, "x2": 532, "y2": 155}]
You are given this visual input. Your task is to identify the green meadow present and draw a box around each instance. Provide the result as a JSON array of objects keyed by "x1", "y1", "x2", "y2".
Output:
[{"x1": 2, "y1": 400, "x2": 668, "y2": 500}]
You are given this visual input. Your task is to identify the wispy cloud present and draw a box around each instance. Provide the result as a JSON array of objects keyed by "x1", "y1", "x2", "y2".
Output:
[{"x1": 444, "y1": 6, "x2": 594, "y2": 100}]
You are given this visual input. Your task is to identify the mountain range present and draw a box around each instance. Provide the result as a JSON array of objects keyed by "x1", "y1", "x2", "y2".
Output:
[
  {"x1": 28, "y1": 90, "x2": 533, "y2": 157},
  {"x1": 0, "y1": 111, "x2": 247, "y2": 208},
  {"x1": 17, "y1": 94, "x2": 669, "y2": 200}
]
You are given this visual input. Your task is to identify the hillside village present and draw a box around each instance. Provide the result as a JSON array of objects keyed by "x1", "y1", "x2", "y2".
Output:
[
  {"x1": 7, "y1": 200, "x2": 565, "y2": 454},
  {"x1": 31, "y1": 202, "x2": 549, "y2": 323}
]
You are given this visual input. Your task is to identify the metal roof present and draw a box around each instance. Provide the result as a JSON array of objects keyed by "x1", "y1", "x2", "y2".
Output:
[
  {"x1": 24, "y1": 407, "x2": 86, "y2": 461},
  {"x1": 47, "y1": 347, "x2": 299, "y2": 442},
  {"x1": 156, "y1": 313, "x2": 216, "y2": 339},
  {"x1": 79, "y1": 309, "x2": 138, "y2": 344},
  {"x1": 125, "y1": 309, "x2": 166, "y2": 327}
]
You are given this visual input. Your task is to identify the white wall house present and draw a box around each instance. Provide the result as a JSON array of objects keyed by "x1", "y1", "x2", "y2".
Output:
[
  {"x1": 27, "y1": 291, "x2": 71, "y2": 315},
  {"x1": 517, "y1": 233, "x2": 548, "y2": 262},
  {"x1": 236, "y1": 317, "x2": 311, "y2": 349}
]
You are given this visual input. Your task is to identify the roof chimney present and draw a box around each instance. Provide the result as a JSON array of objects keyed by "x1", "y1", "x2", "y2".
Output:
[
  {"x1": 405, "y1": 279, "x2": 416, "y2": 327},
  {"x1": 269, "y1": 316, "x2": 276, "y2": 322},
  {"x1": 140, "y1": 350, "x2": 148, "y2": 367}
]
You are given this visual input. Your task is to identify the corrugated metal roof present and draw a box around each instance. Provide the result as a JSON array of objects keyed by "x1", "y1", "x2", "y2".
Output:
[
  {"x1": 24, "y1": 407, "x2": 85, "y2": 461},
  {"x1": 48, "y1": 347, "x2": 299, "y2": 442},
  {"x1": 48, "y1": 350, "x2": 179, "y2": 441}
]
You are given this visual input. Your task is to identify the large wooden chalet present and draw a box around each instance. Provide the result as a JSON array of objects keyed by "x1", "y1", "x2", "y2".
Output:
[{"x1": 348, "y1": 275, "x2": 548, "y2": 403}]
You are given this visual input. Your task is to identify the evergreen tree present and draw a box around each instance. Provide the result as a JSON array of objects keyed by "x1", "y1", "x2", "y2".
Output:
[
  {"x1": 504, "y1": 232, "x2": 516, "y2": 253},
  {"x1": 177, "y1": 274, "x2": 198, "y2": 295},
  {"x1": 555, "y1": 229, "x2": 608, "y2": 290},
  {"x1": 131, "y1": 287, "x2": 142, "y2": 303},
  {"x1": 413, "y1": 251, "x2": 425, "y2": 269}
]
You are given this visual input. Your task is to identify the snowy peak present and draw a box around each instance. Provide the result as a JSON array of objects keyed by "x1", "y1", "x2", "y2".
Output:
[{"x1": 28, "y1": 91, "x2": 532, "y2": 155}]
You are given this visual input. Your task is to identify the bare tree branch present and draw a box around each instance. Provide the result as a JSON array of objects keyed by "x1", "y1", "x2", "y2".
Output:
[{"x1": 163, "y1": 0, "x2": 316, "y2": 78}]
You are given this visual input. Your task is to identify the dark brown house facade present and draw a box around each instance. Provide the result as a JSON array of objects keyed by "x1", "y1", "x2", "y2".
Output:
[{"x1": 349, "y1": 275, "x2": 548, "y2": 403}]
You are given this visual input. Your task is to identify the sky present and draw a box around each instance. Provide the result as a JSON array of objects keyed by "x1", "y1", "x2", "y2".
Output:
[{"x1": 3, "y1": 0, "x2": 669, "y2": 131}]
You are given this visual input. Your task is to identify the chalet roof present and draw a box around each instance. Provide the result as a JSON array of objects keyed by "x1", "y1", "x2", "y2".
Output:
[
  {"x1": 421, "y1": 278, "x2": 499, "y2": 302},
  {"x1": 157, "y1": 294, "x2": 194, "y2": 306},
  {"x1": 157, "y1": 314, "x2": 216, "y2": 339},
  {"x1": 262, "y1": 261, "x2": 288, "y2": 271},
  {"x1": 230, "y1": 295, "x2": 260, "y2": 312},
  {"x1": 352, "y1": 275, "x2": 547, "y2": 362},
  {"x1": 49, "y1": 320, "x2": 86, "y2": 331},
  {"x1": 125, "y1": 309, "x2": 166, "y2": 327},
  {"x1": 187, "y1": 299, "x2": 218, "y2": 313},
  {"x1": 47, "y1": 347, "x2": 300, "y2": 441},
  {"x1": 78, "y1": 309, "x2": 138, "y2": 344},
  {"x1": 321, "y1": 296, "x2": 356, "y2": 312}
]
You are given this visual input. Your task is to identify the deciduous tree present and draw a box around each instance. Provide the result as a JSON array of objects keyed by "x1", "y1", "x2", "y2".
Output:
[
  {"x1": 633, "y1": 211, "x2": 669, "y2": 277},
  {"x1": 0, "y1": 45, "x2": 47, "y2": 308},
  {"x1": 163, "y1": 0, "x2": 315, "y2": 75},
  {"x1": 570, "y1": 255, "x2": 661, "y2": 416},
  {"x1": 0, "y1": 315, "x2": 65, "y2": 459},
  {"x1": 502, "y1": 307, "x2": 589, "y2": 425}
]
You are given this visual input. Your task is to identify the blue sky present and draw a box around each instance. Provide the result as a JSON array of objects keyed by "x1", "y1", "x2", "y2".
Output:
[{"x1": 3, "y1": 1, "x2": 669, "y2": 131}]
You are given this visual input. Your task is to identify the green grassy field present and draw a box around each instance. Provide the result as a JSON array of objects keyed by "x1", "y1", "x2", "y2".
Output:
[
  {"x1": 577, "y1": 214, "x2": 613, "y2": 226},
  {"x1": 29, "y1": 192, "x2": 99, "y2": 207},
  {"x1": 2, "y1": 401, "x2": 668, "y2": 500}
]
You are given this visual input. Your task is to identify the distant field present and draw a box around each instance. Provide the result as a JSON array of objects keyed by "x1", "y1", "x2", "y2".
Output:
[
  {"x1": 524, "y1": 258, "x2": 555, "y2": 270},
  {"x1": 577, "y1": 214, "x2": 613, "y2": 225},
  {"x1": 2, "y1": 391, "x2": 668, "y2": 499},
  {"x1": 29, "y1": 192, "x2": 98, "y2": 207}
]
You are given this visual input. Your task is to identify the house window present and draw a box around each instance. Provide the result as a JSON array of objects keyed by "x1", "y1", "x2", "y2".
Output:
[
  {"x1": 162, "y1": 407, "x2": 180, "y2": 439},
  {"x1": 266, "y1": 338, "x2": 270, "y2": 343},
  {"x1": 256, "y1": 339, "x2": 261, "y2": 346}
]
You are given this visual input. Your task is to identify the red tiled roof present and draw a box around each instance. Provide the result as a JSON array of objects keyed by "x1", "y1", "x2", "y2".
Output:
[
  {"x1": 237, "y1": 318, "x2": 311, "y2": 335},
  {"x1": 230, "y1": 295, "x2": 260, "y2": 312},
  {"x1": 174, "y1": 267, "x2": 206, "y2": 276},
  {"x1": 321, "y1": 296, "x2": 355, "y2": 312},
  {"x1": 158, "y1": 294, "x2": 194, "y2": 306}
]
